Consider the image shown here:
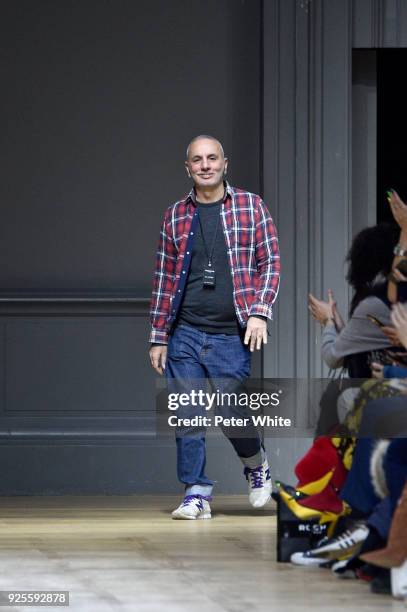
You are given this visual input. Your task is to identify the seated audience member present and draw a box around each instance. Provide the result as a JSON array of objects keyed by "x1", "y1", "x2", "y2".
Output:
[{"x1": 309, "y1": 224, "x2": 399, "y2": 377}]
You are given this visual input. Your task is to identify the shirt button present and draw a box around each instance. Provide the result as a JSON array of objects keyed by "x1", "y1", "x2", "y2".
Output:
[
  {"x1": 190, "y1": 232, "x2": 194, "y2": 235},
  {"x1": 182, "y1": 271, "x2": 186, "y2": 274},
  {"x1": 186, "y1": 251, "x2": 190, "y2": 255},
  {"x1": 178, "y1": 290, "x2": 181, "y2": 293}
]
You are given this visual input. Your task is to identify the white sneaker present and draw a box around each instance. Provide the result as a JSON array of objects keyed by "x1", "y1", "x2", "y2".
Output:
[
  {"x1": 244, "y1": 459, "x2": 272, "y2": 508},
  {"x1": 300, "y1": 523, "x2": 369, "y2": 561},
  {"x1": 291, "y1": 549, "x2": 330, "y2": 567},
  {"x1": 391, "y1": 559, "x2": 407, "y2": 599},
  {"x1": 171, "y1": 495, "x2": 212, "y2": 520}
]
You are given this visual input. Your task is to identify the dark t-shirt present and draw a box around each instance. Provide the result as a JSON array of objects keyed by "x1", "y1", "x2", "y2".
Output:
[{"x1": 177, "y1": 199, "x2": 241, "y2": 334}]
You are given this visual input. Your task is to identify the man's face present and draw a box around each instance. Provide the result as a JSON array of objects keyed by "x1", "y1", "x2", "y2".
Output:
[{"x1": 185, "y1": 139, "x2": 228, "y2": 190}]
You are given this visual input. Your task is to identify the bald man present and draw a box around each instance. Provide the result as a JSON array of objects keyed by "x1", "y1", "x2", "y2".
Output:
[{"x1": 149, "y1": 135, "x2": 280, "y2": 519}]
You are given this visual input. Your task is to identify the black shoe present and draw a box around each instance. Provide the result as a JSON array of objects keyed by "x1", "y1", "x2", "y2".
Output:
[
  {"x1": 357, "y1": 563, "x2": 381, "y2": 583},
  {"x1": 331, "y1": 558, "x2": 358, "y2": 579},
  {"x1": 370, "y1": 569, "x2": 391, "y2": 595}
]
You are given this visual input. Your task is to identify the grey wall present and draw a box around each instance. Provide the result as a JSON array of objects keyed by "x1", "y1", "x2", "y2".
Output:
[
  {"x1": 0, "y1": 0, "x2": 264, "y2": 494},
  {"x1": 1, "y1": 0, "x2": 261, "y2": 293},
  {"x1": 263, "y1": 0, "x2": 353, "y2": 381}
]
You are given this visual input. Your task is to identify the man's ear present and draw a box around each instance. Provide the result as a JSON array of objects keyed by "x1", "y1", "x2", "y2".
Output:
[
  {"x1": 224, "y1": 158, "x2": 229, "y2": 176},
  {"x1": 185, "y1": 162, "x2": 191, "y2": 178}
]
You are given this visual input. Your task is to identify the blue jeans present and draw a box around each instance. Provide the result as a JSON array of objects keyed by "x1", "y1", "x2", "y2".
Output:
[
  {"x1": 340, "y1": 438, "x2": 380, "y2": 515},
  {"x1": 165, "y1": 324, "x2": 263, "y2": 496}
]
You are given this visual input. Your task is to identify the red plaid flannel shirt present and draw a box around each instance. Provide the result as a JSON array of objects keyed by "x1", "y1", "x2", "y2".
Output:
[{"x1": 149, "y1": 182, "x2": 280, "y2": 343}]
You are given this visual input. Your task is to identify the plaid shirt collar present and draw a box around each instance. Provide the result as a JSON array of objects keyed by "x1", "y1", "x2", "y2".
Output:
[{"x1": 185, "y1": 180, "x2": 234, "y2": 205}]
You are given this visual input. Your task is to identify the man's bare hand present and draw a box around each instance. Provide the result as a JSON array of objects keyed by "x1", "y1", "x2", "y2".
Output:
[
  {"x1": 244, "y1": 316, "x2": 268, "y2": 352},
  {"x1": 149, "y1": 345, "x2": 168, "y2": 375}
]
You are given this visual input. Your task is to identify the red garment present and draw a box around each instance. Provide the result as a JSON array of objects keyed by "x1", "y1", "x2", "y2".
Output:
[
  {"x1": 298, "y1": 485, "x2": 345, "y2": 514},
  {"x1": 149, "y1": 182, "x2": 280, "y2": 343},
  {"x1": 295, "y1": 436, "x2": 348, "y2": 491}
]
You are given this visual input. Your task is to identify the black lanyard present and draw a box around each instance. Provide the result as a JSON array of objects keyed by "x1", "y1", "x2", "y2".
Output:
[{"x1": 197, "y1": 210, "x2": 220, "y2": 268}]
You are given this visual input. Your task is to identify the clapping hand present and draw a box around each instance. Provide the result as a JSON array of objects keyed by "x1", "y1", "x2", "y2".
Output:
[
  {"x1": 391, "y1": 303, "x2": 407, "y2": 349},
  {"x1": 387, "y1": 189, "x2": 407, "y2": 231},
  {"x1": 308, "y1": 290, "x2": 335, "y2": 325},
  {"x1": 381, "y1": 325, "x2": 402, "y2": 346}
]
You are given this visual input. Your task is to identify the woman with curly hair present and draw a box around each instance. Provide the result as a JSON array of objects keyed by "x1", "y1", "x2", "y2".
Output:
[{"x1": 309, "y1": 223, "x2": 400, "y2": 378}]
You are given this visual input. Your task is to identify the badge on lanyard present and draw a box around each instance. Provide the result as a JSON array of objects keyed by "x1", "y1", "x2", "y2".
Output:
[{"x1": 198, "y1": 210, "x2": 220, "y2": 289}]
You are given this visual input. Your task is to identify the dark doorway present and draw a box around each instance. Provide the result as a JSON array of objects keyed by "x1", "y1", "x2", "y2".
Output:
[{"x1": 377, "y1": 49, "x2": 407, "y2": 223}]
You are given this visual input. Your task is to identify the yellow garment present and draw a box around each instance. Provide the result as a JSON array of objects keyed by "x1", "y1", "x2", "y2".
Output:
[{"x1": 297, "y1": 470, "x2": 334, "y2": 496}]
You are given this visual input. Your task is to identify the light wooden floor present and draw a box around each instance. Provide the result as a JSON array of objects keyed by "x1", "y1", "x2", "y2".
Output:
[{"x1": 0, "y1": 496, "x2": 404, "y2": 612}]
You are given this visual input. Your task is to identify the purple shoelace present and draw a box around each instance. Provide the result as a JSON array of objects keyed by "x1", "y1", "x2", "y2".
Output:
[
  {"x1": 245, "y1": 465, "x2": 264, "y2": 489},
  {"x1": 182, "y1": 494, "x2": 212, "y2": 508}
]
